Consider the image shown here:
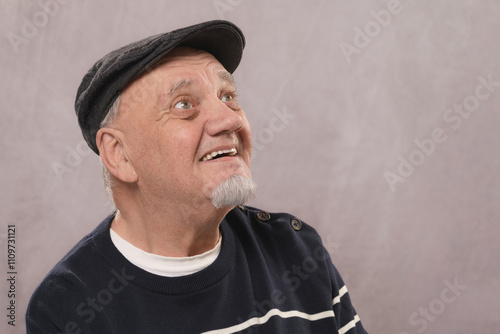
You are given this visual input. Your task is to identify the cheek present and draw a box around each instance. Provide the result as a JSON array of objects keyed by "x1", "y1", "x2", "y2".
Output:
[
  {"x1": 159, "y1": 124, "x2": 202, "y2": 165},
  {"x1": 124, "y1": 121, "x2": 169, "y2": 172},
  {"x1": 240, "y1": 119, "x2": 253, "y2": 160}
]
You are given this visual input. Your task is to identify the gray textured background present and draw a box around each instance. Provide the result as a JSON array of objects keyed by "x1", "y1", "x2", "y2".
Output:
[{"x1": 1, "y1": 0, "x2": 499, "y2": 333}]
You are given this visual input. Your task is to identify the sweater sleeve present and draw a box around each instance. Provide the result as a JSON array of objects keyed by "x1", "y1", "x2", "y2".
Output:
[
  {"x1": 26, "y1": 302, "x2": 64, "y2": 334},
  {"x1": 326, "y1": 250, "x2": 368, "y2": 334},
  {"x1": 25, "y1": 278, "x2": 74, "y2": 334},
  {"x1": 25, "y1": 262, "x2": 95, "y2": 334}
]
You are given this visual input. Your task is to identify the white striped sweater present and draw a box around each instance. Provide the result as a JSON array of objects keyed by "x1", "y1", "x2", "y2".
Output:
[{"x1": 27, "y1": 206, "x2": 367, "y2": 334}]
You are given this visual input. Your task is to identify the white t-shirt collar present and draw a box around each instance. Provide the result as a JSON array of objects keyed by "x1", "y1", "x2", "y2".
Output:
[{"x1": 109, "y1": 228, "x2": 222, "y2": 277}]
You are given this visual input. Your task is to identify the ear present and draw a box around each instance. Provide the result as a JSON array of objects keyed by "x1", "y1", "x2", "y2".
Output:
[{"x1": 96, "y1": 128, "x2": 138, "y2": 183}]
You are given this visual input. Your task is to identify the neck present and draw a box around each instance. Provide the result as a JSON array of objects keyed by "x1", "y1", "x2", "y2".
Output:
[{"x1": 112, "y1": 194, "x2": 230, "y2": 257}]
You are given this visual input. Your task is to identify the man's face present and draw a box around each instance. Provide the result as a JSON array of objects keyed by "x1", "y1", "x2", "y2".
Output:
[{"x1": 113, "y1": 47, "x2": 252, "y2": 208}]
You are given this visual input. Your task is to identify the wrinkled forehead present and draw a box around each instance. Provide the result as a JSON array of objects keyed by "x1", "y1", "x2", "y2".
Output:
[{"x1": 119, "y1": 47, "x2": 236, "y2": 109}]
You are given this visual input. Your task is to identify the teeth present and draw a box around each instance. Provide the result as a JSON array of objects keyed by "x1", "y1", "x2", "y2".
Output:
[{"x1": 201, "y1": 148, "x2": 237, "y2": 161}]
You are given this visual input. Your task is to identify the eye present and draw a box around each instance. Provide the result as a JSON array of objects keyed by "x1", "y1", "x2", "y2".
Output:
[
  {"x1": 221, "y1": 93, "x2": 234, "y2": 102},
  {"x1": 174, "y1": 100, "x2": 193, "y2": 109}
]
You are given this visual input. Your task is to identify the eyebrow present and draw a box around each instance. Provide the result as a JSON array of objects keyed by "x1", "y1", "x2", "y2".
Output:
[
  {"x1": 218, "y1": 71, "x2": 236, "y2": 88},
  {"x1": 167, "y1": 79, "x2": 192, "y2": 96}
]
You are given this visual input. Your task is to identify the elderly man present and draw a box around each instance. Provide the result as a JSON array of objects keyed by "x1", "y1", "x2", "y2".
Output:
[{"x1": 26, "y1": 20, "x2": 367, "y2": 333}]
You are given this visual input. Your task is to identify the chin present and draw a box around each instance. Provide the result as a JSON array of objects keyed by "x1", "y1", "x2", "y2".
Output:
[{"x1": 211, "y1": 175, "x2": 256, "y2": 209}]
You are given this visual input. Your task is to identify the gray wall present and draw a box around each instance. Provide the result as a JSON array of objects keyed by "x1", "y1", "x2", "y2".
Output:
[{"x1": 1, "y1": 0, "x2": 499, "y2": 333}]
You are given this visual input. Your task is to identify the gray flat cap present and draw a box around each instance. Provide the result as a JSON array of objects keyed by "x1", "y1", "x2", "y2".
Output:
[{"x1": 75, "y1": 20, "x2": 245, "y2": 154}]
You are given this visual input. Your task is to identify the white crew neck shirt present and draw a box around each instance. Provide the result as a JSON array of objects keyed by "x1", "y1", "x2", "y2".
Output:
[{"x1": 109, "y1": 228, "x2": 222, "y2": 277}]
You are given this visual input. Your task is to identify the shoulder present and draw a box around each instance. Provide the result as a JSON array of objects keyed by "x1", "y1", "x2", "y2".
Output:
[
  {"x1": 227, "y1": 204, "x2": 318, "y2": 234},
  {"x1": 47, "y1": 214, "x2": 113, "y2": 277},
  {"x1": 225, "y1": 205, "x2": 325, "y2": 257},
  {"x1": 26, "y1": 215, "x2": 114, "y2": 323}
]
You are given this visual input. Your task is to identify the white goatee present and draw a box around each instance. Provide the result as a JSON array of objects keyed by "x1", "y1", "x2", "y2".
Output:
[{"x1": 211, "y1": 175, "x2": 257, "y2": 209}]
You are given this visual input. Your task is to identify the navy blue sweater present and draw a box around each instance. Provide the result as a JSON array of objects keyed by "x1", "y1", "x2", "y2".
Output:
[{"x1": 26, "y1": 206, "x2": 367, "y2": 333}]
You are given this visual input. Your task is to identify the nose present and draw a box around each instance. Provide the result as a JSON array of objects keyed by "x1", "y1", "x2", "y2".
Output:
[{"x1": 204, "y1": 98, "x2": 244, "y2": 136}]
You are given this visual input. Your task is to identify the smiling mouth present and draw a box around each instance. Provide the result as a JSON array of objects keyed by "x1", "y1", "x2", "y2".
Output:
[{"x1": 201, "y1": 148, "x2": 238, "y2": 161}]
